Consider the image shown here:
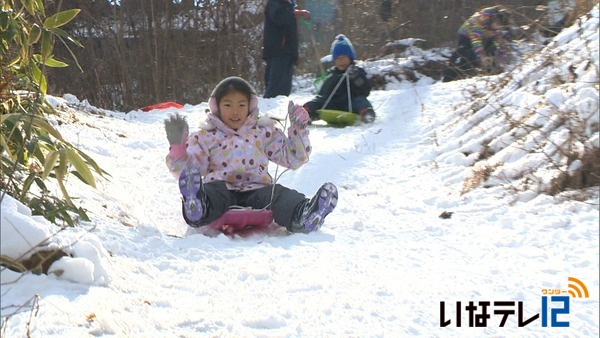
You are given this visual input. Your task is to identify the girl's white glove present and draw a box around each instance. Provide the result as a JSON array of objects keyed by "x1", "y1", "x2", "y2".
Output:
[
  {"x1": 164, "y1": 113, "x2": 189, "y2": 145},
  {"x1": 164, "y1": 113, "x2": 189, "y2": 159}
]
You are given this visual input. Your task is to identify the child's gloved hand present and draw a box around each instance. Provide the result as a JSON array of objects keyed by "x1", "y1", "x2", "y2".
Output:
[
  {"x1": 348, "y1": 65, "x2": 360, "y2": 80},
  {"x1": 165, "y1": 113, "x2": 189, "y2": 145},
  {"x1": 288, "y1": 101, "x2": 310, "y2": 129},
  {"x1": 348, "y1": 65, "x2": 366, "y2": 87},
  {"x1": 164, "y1": 113, "x2": 189, "y2": 159},
  {"x1": 294, "y1": 9, "x2": 310, "y2": 21}
]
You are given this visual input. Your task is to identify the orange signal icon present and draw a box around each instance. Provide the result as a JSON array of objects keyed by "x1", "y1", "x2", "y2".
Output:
[{"x1": 567, "y1": 277, "x2": 589, "y2": 298}]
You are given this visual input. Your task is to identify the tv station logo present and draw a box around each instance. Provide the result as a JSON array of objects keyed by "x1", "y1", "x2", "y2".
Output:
[{"x1": 440, "y1": 277, "x2": 589, "y2": 328}]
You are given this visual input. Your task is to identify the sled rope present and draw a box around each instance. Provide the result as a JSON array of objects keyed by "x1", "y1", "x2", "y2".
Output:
[
  {"x1": 262, "y1": 104, "x2": 295, "y2": 211},
  {"x1": 346, "y1": 70, "x2": 353, "y2": 113},
  {"x1": 321, "y1": 66, "x2": 352, "y2": 111},
  {"x1": 228, "y1": 104, "x2": 295, "y2": 212}
]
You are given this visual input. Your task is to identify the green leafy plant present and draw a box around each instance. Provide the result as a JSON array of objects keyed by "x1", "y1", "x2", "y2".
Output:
[{"x1": 1, "y1": 0, "x2": 107, "y2": 226}]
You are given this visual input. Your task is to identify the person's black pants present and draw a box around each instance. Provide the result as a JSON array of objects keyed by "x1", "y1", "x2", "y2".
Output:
[
  {"x1": 264, "y1": 56, "x2": 294, "y2": 98},
  {"x1": 443, "y1": 35, "x2": 498, "y2": 82}
]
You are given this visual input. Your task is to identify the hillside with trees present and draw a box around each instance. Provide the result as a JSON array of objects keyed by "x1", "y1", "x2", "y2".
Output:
[{"x1": 44, "y1": 0, "x2": 595, "y2": 111}]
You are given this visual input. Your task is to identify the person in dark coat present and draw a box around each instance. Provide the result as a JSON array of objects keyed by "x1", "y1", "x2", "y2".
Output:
[
  {"x1": 262, "y1": 0, "x2": 310, "y2": 98},
  {"x1": 303, "y1": 34, "x2": 376, "y2": 124}
]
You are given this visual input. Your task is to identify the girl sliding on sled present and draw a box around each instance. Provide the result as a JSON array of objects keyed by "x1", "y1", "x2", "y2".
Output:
[{"x1": 164, "y1": 76, "x2": 337, "y2": 233}]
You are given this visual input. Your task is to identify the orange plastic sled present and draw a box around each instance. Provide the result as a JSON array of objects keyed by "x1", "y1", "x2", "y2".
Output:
[{"x1": 140, "y1": 101, "x2": 183, "y2": 112}]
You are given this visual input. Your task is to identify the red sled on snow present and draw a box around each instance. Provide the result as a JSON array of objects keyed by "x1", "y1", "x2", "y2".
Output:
[
  {"x1": 140, "y1": 101, "x2": 183, "y2": 112},
  {"x1": 202, "y1": 208, "x2": 286, "y2": 238}
]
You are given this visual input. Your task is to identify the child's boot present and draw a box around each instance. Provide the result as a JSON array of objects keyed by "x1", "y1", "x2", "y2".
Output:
[
  {"x1": 293, "y1": 182, "x2": 338, "y2": 232},
  {"x1": 179, "y1": 168, "x2": 206, "y2": 224}
]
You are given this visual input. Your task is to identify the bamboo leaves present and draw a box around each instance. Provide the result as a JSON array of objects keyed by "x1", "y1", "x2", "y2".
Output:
[{"x1": 1, "y1": 1, "x2": 106, "y2": 227}]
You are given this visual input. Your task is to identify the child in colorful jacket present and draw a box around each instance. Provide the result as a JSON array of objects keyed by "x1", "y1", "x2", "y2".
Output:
[
  {"x1": 442, "y1": 6, "x2": 512, "y2": 82},
  {"x1": 303, "y1": 34, "x2": 376, "y2": 124},
  {"x1": 164, "y1": 76, "x2": 337, "y2": 233}
]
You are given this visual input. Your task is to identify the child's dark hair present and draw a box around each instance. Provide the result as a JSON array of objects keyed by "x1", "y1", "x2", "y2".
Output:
[{"x1": 211, "y1": 76, "x2": 257, "y2": 106}]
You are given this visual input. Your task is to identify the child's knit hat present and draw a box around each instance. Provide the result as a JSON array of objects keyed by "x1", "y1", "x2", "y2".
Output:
[
  {"x1": 480, "y1": 6, "x2": 509, "y2": 28},
  {"x1": 331, "y1": 34, "x2": 356, "y2": 61}
]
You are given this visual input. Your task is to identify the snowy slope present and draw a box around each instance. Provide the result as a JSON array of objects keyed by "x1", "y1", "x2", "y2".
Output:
[{"x1": 1, "y1": 7, "x2": 598, "y2": 337}]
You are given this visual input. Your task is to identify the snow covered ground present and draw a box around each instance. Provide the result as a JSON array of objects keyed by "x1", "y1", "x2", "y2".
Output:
[{"x1": 1, "y1": 7, "x2": 599, "y2": 337}]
